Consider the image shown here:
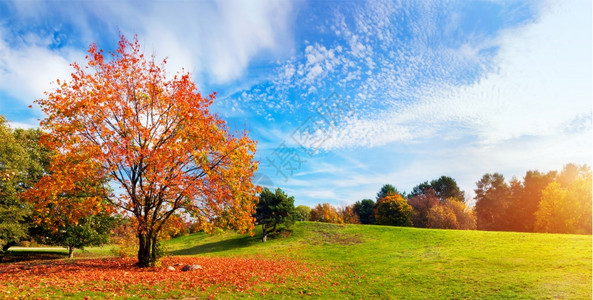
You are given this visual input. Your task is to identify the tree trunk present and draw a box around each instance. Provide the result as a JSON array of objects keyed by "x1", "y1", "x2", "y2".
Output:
[
  {"x1": 261, "y1": 224, "x2": 267, "y2": 243},
  {"x1": 137, "y1": 233, "x2": 152, "y2": 267},
  {"x1": 68, "y1": 246, "x2": 74, "y2": 259},
  {"x1": 150, "y1": 234, "x2": 158, "y2": 265},
  {"x1": 2, "y1": 241, "x2": 16, "y2": 252}
]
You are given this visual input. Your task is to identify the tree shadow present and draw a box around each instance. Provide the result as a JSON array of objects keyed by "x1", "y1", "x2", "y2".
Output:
[
  {"x1": 169, "y1": 234, "x2": 260, "y2": 256},
  {"x1": 1, "y1": 250, "x2": 68, "y2": 263}
]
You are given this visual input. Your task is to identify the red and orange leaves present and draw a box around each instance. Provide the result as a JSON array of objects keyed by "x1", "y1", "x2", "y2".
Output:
[{"x1": 0, "y1": 256, "x2": 325, "y2": 298}]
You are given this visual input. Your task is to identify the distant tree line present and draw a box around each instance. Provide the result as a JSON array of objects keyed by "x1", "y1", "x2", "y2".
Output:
[{"x1": 295, "y1": 169, "x2": 591, "y2": 235}]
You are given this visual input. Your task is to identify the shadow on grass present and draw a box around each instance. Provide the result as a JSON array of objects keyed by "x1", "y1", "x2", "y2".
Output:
[
  {"x1": 1, "y1": 250, "x2": 68, "y2": 263},
  {"x1": 169, "y1": 234, "x2": 260, "y2": 256},
  {"x1": 169, "y1": 228, "x2": 294, "y2": 256}
]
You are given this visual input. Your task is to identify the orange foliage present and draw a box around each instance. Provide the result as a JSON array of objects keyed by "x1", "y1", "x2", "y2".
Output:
[
  {"x1": 34, "y1": 35, "x2": 259, "y2": 266},
  {"x1": 21, "y1": 151, "x2": 111, "y2": 230},
  {"x1": 0, "y1": 257, "x2": 325, "y2": 298},
  {"x1": 310, "y1": 203, "x2": 343, "y2": 224},
  {"x1": 340, "y1": 205, "x2": 360, "y2": 224}
]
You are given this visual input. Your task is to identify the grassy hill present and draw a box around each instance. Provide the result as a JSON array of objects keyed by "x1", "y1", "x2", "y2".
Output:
[{"x1": 165, "y1": 221, "x2": 592, "y2": 299}]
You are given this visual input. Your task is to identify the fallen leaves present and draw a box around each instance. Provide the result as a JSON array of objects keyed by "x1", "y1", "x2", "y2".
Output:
[{"x1": 0, "y1": 256, "x2": 325, "y2": 298}]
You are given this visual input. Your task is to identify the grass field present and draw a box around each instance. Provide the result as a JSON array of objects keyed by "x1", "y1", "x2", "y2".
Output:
[{"x1": 1, "y1": 222, "x2": 591, "y2": 299}]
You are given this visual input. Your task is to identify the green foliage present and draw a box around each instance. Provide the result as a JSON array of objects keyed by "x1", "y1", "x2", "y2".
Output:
[
  {"x1": 474, "y1": 173, "x2": 510, "y2": 230},
  {"x1": 295, "y1": 205, "x2": 311, "y2": 221},
  {"x1": 254, "y1": 187, "x2": 297, "y2": 242},
  {"x1": 376, "y1": 184, "x2": 399, "y2": 200},
  {"x1": 0, "y1": 206, "x2": 29, "y2": 251},
  {"x1": 409, "y1": 176, "x2": 464, "y2": 202},
  {"x1": 0, "y1": 116, "x2": 51, "y2": 251},
  {"x1": 353, "y1": 199, "x2": 375, "y2": 224},
  {"x1": 374, "y1": 194, "x2": 413, "y2": 227},
  {"x1": 38, "y1": 213, "x2": 115, "y2": 258}
]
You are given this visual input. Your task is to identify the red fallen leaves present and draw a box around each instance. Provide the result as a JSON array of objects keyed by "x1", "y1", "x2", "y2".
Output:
[{"x1": 0, "y1": 256, "x2": 324, "y2": 298}]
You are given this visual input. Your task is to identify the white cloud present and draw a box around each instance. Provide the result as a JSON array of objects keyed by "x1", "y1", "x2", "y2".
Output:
[
  {"x1": 133, "y1": 0, "x2": 296, "y2": 83},
  {"x1": 318, "y1": 0, "x2": 592, "y2": 150},
  {"x1": 0, "y1": 29, "x2": 85, "y2": 106},
  {"x1": 0, "y1": 0, "x2": 297, "y2": 112}
]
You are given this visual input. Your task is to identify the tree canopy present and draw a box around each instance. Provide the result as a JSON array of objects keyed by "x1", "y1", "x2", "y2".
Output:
[
  {"x1": 33, "y1": 35, "x2": 259, "y2": 267},
  {"x1": 254, "y1": 188, "x2": 296, "y2": 242},
  {"x1": 0, "y1": 116, "x2": 51, "y2": 251},
  {"x1": 376, "y1": 184, "x2": 399, "y2": 200},
  {"x1": 374, "y1": 194, "x2": 413, "y2": 227}
]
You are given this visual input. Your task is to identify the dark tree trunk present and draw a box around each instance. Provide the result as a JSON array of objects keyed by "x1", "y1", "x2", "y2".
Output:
[
  {"x1": 68, "y1": 246, "x2": 74, "y2": 259},
  {"x1": 2, "y1": 241, "x2": 16, "y2": 252},
  {"x1": 137, "y1": 233, "x2": 152, "y2": 267},
  {"x1": 150, "y1": 234, "x2": 158, "y2": 265},
  {"x1": 261, "y1": 224, "x2": 267, "y2": 243}
]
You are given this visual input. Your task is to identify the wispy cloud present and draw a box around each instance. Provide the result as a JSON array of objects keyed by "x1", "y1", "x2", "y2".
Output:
[
  {"x1": 0, "y1": 0, "x2": 297, "y2": 105},
  {"x1": 313, "y1": 0, "x2": 591, "y2": 150}
]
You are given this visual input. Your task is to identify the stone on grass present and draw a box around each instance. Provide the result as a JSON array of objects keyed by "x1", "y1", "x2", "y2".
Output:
[{"x1": 181, "y1": 264, "x2": 202, "y2": 271}]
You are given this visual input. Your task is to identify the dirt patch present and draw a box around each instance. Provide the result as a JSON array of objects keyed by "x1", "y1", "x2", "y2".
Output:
[{"x1": 310, "y1": 229, "x2": 364, "y2": 246}]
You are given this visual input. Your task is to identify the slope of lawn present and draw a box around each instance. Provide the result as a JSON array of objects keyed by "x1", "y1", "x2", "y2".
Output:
[
  {"x1": 1, "y1": 222, "x2": 590, "y2": 299},
  {"x1": 165, "y1": 222, "x2": 592, "y2": 299}
]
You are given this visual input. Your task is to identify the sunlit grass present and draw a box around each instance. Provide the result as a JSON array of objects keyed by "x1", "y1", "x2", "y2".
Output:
[
  {"x1": 166, "y1": 222, "x2": 592, "y2": 299},
  {"x1": 2, "y1": 222, "x2": 590, "y2": 298}
]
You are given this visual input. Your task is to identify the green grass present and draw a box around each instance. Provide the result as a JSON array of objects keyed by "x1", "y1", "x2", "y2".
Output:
[
  {"x1": 165, "y1": 222, "x2": 592, "y2": 299},
  {"x1": 2, "y1": 222, "x2": 590, "y2": 298}
]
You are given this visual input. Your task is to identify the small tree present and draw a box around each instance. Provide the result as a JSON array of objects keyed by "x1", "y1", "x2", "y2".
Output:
[
  {"x1": 474, "y1": 173, "x2": 511, "y2": 231},
  {"x1": 427, "y1": 205, "x2": 457, "y2": 229},
  {"x1": 407, "y1": 189, "x2": 439, "y2": 228},
  {"x1": 23, "y1": 151, "x2": 114, "y2": 258},
  {"x1": 295, "y1": 205, "x2": 311, "y2": 221},
  {"x1": 310, "y1": 203, "x2": 343, "y2": 224},
  {"x1": 254, "y1": 188, "x2": 296, "y2": 242},
  {"x1": 535, "y1": 174, "x2": 592, "y2": 234},
  {"x1": 353, "y1": 199, "x2": 375, "y2": 224},
  {"x1": 374, "y1": 194, "x2": 413, "y2": 227},
  {"x1": 443, "y1": 198, "x2": 476, "y2": 230},
  {"x1": 37, "y1": 213, "x2": 115, "y2": 258},
  {"x1": 340, "y1": 205, "x2": 360, "y2": 224}
]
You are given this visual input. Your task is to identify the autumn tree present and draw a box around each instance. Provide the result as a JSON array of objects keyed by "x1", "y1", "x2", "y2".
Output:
[
  {"x1": 426, "y1": 198, "x2": 476, "y2": 230},
  {"x1": 34, "y1": 35, "x2": 259, "y2": 267},
  {"x1": 339, "y1": 205, "x2": 360, "y2": 224},
  {"x1": 374, "y1": 194, "x2": 413, "y2": 227},
  {"x1": 506, "y1": 170, "x2": 556, "y2": 232},
  {"x1": 295, "y1": 205, "x2": 311, "y2": 221},
  {"x1": 426, "y1": 205, "x2": 457, "y2": 229},
  {"x1": 535, "y1": 167, "x2": 592, "y2": 234},
  {"x1": 407, "y1": 189, "x2": 439, "y2": 228},
  {"x1": 352, "y1": 199, "x2": 375, "y2": 224},
  {"x1": 444, "y1": 199, "x2": 476, "y2": 230},
  {"x1": 310, "y1": 203, "x2": 343, "y2": 224},
  {"x1": 254, "y1": 188, "x2": 296, "y2": 242}
]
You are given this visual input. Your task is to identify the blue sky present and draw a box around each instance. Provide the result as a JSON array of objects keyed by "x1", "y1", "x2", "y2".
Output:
[{"x1": 0, "y1": 0, "x2": 591, "y2": 207}]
